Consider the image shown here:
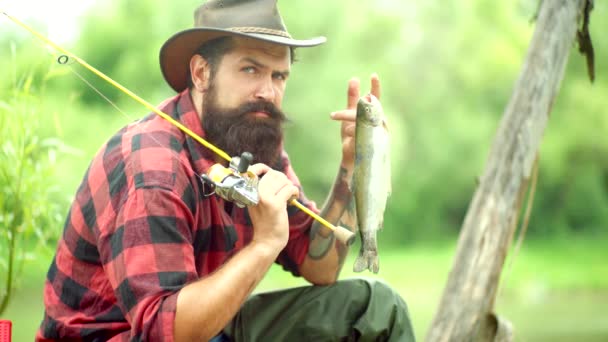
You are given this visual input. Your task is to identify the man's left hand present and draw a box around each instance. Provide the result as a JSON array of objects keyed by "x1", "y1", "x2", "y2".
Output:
[{"x1": 330, "y1": 73, "x2": 382, "y2": 172}]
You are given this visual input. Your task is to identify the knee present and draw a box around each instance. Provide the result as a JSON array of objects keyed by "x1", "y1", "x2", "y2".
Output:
[
  {"x1": 345, "y1": 277, "x2": 402, "y2": 296},
  {"x1": 350, "y1": 278, "x2": 410, "y2": 314},
  {"x1": 341, "y1": 278, "x2": 415, "y2": 339}
]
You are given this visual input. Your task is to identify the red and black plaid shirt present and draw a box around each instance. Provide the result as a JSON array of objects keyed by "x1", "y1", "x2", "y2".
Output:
[{"x1": 36, "y1": 91, "x2": 318, "y2": 341}]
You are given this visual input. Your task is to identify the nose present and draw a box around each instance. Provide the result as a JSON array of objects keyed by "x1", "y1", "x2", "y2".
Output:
[{"x1": 254, "y1": 77, "x2": 276, "y2": 103}]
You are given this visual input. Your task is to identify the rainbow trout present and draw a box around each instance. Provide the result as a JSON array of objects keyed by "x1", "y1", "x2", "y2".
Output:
[{"x1": 352, "y1": 94, "x2": 391, "y2": 273}]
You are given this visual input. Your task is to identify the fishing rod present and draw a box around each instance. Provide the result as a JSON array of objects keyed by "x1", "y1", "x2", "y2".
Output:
[{"x1": 2, "y1": 11, "x2": 355, "y2": 245}]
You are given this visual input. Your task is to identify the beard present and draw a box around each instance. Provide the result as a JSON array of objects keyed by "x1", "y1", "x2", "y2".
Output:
[{"x1": 201, "y1": 82, "x2": 287, "y2": 168}]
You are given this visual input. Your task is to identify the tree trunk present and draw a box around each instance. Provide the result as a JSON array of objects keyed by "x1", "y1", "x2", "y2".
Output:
[{"x1": 426, "y1": 1, "x2": 588, "y2": 341}]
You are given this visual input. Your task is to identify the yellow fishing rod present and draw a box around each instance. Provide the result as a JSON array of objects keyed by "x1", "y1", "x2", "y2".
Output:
[{"x1": 2, "y1": 11, "x2": 355, "y2": 245}]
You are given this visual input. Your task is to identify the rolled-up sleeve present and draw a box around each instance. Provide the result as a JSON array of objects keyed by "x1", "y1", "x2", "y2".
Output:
[{"x1": 97, "y1": 186, "x2": 198, "y2": 341}]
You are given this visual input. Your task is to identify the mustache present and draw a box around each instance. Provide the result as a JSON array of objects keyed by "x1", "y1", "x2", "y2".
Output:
[{"x1": 236, "y1": 101, "x2": 288, "y2": 122}]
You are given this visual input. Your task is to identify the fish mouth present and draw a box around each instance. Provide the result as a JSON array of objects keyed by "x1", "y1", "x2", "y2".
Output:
[
  {"x1": 357, "y1": 94, "x2": 382, "y2": 124},
  {"x1": 358, "y1": 94, "x2": 373, "y2": 106},
  {"x1": 358, "y1": 93, "x2": 381, "y2": 108}
]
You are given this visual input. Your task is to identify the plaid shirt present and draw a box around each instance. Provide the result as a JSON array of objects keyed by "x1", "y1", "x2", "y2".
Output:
[{"x1": 36, "y1": 91, "x2": 318, "y2": 341}]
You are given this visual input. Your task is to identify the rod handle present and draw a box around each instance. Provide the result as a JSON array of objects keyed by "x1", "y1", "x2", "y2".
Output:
[{"x1": 333, "y1": 226, "x2": 356, "y2": 246}]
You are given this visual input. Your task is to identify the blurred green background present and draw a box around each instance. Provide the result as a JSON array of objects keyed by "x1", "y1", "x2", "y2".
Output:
[{"x1": 1, "y1": 0, "x2": 607, "y2": 341}]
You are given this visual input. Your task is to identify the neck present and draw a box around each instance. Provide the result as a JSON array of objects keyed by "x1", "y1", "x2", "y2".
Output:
[{"x1": 190, "y1": 88, "x2": 204, "y2": 121}]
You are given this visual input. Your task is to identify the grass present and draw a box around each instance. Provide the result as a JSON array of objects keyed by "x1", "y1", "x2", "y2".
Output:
[
  {"x1": 3, "y1": 235, "x2": 607, "y2": 341},
  {"x1": 259, "y1": 236, "x2": 608, "y2": 341}
]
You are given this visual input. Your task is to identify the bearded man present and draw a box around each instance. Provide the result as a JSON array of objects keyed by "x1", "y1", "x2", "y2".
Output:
[{"x1": 36, "y1": 0, "x2": 415, "y2": 341}]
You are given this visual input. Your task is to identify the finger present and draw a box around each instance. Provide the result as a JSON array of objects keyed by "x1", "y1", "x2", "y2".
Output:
[
  {"x1": 347, "y1": 77, "x2": 361, "y2": 110},
  {"x1": 276, "y1": 183, "x2": 300, "y2": 203},
  {"x1": 258, "y1": 170, "x2": 288, "y2": 193},
  {"x1": 330, "y1": 109, "x2": 356, "y2": 121},
  {"x1": 258, "y1": 172, "x2": 295, "y2": 205},
  {"x1": 248, "y1": 163, "x2": 271, "y2": 176},
  {"x1": 343, "y1": 124, "x2": 356, "y2": 137},
  {"x1": 370, "y1": 73, "x2": 381, "y2": 100},
  {"x1": 258, "y1": 169, "x2": 281, "y2": 184}
]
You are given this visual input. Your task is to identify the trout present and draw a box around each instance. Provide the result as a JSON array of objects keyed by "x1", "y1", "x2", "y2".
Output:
[{"x1": 352, "y1": 94, "x2": 391, "y2": 273}]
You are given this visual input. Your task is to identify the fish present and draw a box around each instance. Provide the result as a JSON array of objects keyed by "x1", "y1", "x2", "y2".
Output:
[{"x1": 352, "y1": 93, "x2": 391, "y2": 273}]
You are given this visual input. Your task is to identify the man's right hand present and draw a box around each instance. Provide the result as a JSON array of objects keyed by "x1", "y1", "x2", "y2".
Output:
[
  {"x1": 247, "y1": 163, "x2": 299, "y2": 253},
  {"x1": 175, "y1": 165, "x2": 299, "y2": 341}
]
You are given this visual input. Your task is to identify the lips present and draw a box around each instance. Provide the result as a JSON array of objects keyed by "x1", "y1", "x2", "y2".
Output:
[{"x1": 251, "y1": 111, "x2": 271, "y2": 118}]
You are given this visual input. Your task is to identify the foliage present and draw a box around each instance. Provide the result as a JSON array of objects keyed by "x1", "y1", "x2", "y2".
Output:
[
  {"x1": 0, "y1": 71, "x2": 68, "y2": 315},
  {"x1": 3, "y1": 237, "x2": 608, "y2": 341},
  {"x1": 0, "y1": 0, "x2": 607, "y2": 249},
  {"x1": 1, "y1": 2, "x2": 606, "y2": 339}
]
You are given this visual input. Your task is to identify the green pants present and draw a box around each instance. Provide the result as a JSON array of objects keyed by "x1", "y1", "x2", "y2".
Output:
[{"x1": 223, "y1": 278, "x2": 416, "y2": 341}]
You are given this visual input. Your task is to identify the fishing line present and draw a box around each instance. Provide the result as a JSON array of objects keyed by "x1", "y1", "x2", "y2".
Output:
[
  {"x1": 2, "y1": 10, "x2": 231, "y2": 162},
  {"x1": 2, "y1": 11, "x2": 350, "y2": 238},
  {"x1": 59, "y1": 49, "x2": 340, "y2": 235},
  {"x1": 63, "y1": 61, "x2": 126, "y2": 117},
  {"x1": 61, "y1": 58, "x2": 219, "y2": 196}
]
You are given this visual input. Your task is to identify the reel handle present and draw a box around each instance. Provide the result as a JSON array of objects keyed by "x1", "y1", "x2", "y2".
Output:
[{"x1": 237, "y1": 152, "x2": 253, "y2": 173}]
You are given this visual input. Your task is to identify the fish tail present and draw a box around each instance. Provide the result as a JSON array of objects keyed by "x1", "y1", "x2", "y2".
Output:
[{"x1": 353, "y1": 249, "x2": 379, "y2": 274}]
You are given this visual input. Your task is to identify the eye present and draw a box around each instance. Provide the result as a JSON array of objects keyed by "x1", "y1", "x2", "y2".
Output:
[
  {"x1": 273, "y1": 73, "x2": 287, "y2": 81},
  {"x1": 242, "y1": 66, "x2": 257, "y2": 74}
]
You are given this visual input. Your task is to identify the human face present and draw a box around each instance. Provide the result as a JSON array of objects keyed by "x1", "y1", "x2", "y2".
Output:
[
  {"x1": 200, "y1": 37, "x2": 292, "y2": 167},
  {"x1": 205, "y1": 37, "x2": 291, "y2": 116}
]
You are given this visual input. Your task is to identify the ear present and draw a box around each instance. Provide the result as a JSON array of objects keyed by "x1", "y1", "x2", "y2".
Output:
[{"x1": 189, "y1": 55, "x2": 211, "y2": 93}]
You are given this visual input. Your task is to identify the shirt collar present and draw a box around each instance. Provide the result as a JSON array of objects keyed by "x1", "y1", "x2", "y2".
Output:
[{"x1": 160, "y1": 89, "x2": 217, "y2": 176}]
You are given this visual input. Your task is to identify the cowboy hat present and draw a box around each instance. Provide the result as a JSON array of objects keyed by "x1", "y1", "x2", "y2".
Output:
[{"x1": 160, "y1": 0, "x2": 326, "y2": 92}]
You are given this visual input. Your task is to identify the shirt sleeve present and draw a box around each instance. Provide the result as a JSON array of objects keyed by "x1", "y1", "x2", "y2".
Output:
[
  {"x1": 275, "y1": 152, "x2": 319, "y2": 276},
  {"x1": 96, "y1": 184, "x2": 198, "y2": 341}
]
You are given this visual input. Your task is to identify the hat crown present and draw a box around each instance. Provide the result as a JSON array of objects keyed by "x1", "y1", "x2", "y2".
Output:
[
  {"x1": 160, "y1": 0, "x2": 325, "y2": 92},
  {"x1": 195, "y1": 0, "x2": 288, "y2": 34}
]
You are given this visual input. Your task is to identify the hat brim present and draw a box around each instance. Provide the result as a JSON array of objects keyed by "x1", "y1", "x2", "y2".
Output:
[{"x1": 160, "y1": 28, "x2": 326, "y2": 92}]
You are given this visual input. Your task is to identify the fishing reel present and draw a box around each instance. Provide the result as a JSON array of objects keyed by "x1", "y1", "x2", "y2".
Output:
[
  {"x1": 200, "y1": 151, "x2": 357, "y2": 246},
  {"x1": 200, "y1": 152, "x2": 259, "y2": 208}
]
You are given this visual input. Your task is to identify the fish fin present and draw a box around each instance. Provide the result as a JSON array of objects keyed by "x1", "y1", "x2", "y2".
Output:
[
  {"x1": 382, "y1": 117, "x2": 390, "y2": 133},
  {"x1": 353, "y1": 251, "x2": 366, "y2": 273},
  {"x1": 371, "y1": 255, "x2": 379, "y2": 273},
  {"x1": 353, "y1": 249, "x2": 380, "y2": 274}
]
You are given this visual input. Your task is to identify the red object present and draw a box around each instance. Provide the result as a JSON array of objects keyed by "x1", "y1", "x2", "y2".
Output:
[
  {"x1": 36, "y1": 91, "x2": 317, "y2": 340},
  {"x1": 0, "y1": 320, "x2": 11, "y2": 342}
]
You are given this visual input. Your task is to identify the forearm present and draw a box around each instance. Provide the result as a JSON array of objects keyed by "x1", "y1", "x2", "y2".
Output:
[
  {"x1": 174, "y1": 242, "x2": 279, "y2": 341},
  {"x1": 301, "y1": 165, "x2": 357, "y2": 284}
]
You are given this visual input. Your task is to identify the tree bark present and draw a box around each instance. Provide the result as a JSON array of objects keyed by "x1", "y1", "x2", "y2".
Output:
[{"x1": 426, "y1": 1, "x2": 588, "y2": 341}]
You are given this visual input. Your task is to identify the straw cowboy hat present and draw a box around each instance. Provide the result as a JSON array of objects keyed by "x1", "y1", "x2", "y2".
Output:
[{"x1": 160, "y1": 0, "x2": 326, "y2": 92}]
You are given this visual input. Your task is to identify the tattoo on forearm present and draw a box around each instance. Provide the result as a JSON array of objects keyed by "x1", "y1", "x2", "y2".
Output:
[
  {"x1": 307, "y1": 224, "x2": 335, "y2": 260},
  {"x1": 333, "y1": 194, "x2": 357, "y2": 277},
  {"x1": 334, "y1": 219, "x2": 351, "y2": 278},
  {"x1": 339, "y1": 194, "x2": 356, "y2": 234},
  {"x1": 346, "y1": 195, "x2": 357, "y2": 218},
  {"x1": 333, "y1": 167, "x2": 352, "y2": 204},
  {"x1": 307, "y1": 166, "x2": 357, "y2": 263}
]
